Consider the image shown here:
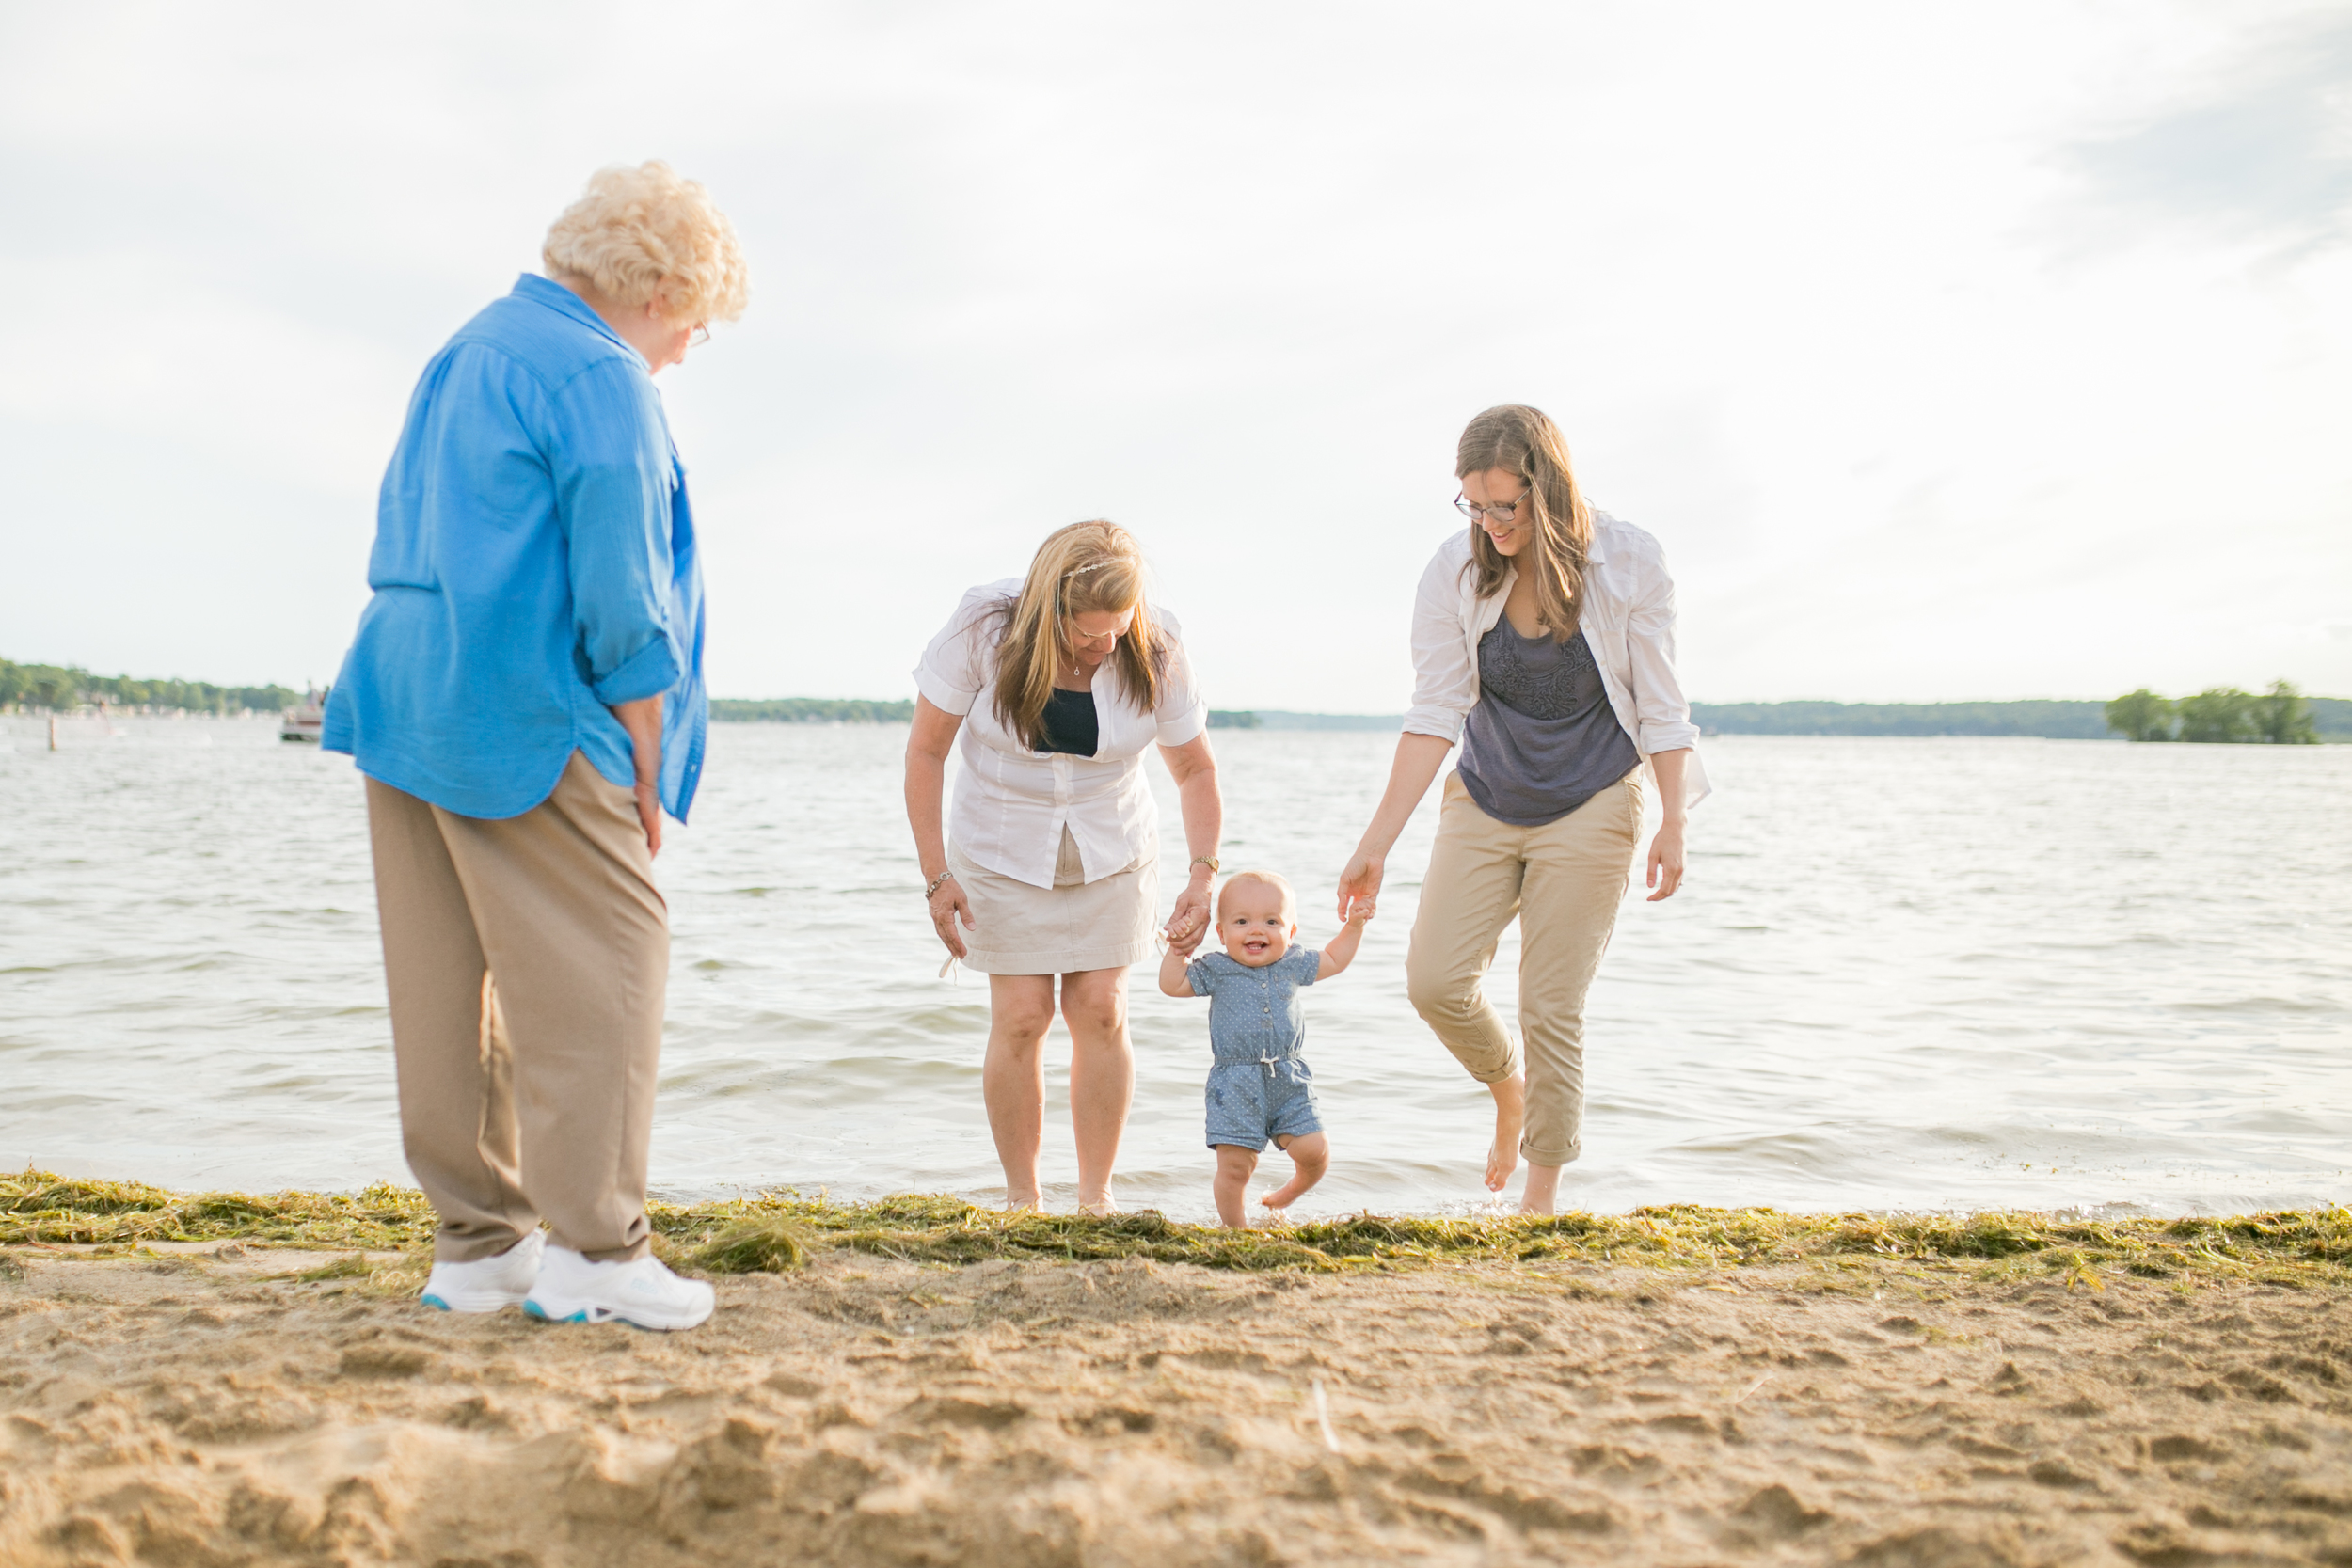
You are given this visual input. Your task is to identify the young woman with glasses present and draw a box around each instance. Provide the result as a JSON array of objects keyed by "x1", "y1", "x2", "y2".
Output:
[{"x1": 1335, "y1": 404, "x2": 1708, "y2": 1214}]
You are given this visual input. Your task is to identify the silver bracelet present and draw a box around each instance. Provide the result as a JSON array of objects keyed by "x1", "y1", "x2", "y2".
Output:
[{"x1": 925, "y1": 869, "x2": 956, "y2": 898}]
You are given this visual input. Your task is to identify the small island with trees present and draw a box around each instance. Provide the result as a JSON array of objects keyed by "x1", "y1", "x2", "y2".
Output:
[{"x1": 2105, "y1": 680, "x2": 2321, "y2": 744}]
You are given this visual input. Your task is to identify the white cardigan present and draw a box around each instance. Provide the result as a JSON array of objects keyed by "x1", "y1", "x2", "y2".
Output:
[
  {"x1": 1406, "y1": 512, "x2": 1711, "y2": 811},
  {"x1": 915, "y1": 580, "x2": 1208, "y2": 889}
]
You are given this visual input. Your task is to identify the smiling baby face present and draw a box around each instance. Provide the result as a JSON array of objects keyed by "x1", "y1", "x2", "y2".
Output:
[{"x1": 1216, "y1": 873, "x2": 1297, "y2": 968}]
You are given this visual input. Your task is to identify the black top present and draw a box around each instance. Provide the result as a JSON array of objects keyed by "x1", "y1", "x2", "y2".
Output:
[
  {"x1": 1037, "y1": 688, "x2": 1099, "y2": 756},
  {"x1": 1457, "y1": 623, "x2": 1639, "y2": 827}
]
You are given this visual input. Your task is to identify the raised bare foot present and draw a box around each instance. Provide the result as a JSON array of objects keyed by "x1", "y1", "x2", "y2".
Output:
[
  {"x1": 1257, "y1": 1196, "x2": 1295, "y2": 1225},
  {"x1": 1485, "y1": 1074, "x2": 1526, "y2": 1192}
]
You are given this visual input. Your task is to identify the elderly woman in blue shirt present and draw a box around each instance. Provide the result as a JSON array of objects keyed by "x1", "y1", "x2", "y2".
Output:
[{"x1": 325, "y1": 162, "x2": 747, "y2": 1332}]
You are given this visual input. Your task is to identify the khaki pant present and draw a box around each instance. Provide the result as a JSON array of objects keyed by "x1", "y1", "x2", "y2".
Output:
[
  {"x1": 365, "y1": 752, "x2": 667, "y2": 1263},
  {"x1": 1406, "y1": 768, "x2": 1644, "y2": 1166}
]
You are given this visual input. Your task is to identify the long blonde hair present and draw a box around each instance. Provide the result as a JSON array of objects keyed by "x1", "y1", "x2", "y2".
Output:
[
  {"x1": 991, "y1": 521, "x2": 1168, "y2": 749},
  {"x1": 1457, "y1": 404, "x2": 1594, "y2": 639}
]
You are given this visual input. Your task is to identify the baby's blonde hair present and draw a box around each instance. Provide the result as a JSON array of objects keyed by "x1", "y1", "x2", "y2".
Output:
[{"x1": 1216, "y1": 870, "x2": 1296, "y2": 924}]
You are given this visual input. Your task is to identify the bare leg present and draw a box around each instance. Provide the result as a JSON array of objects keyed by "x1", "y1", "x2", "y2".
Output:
[
  {"x1": 1060, "y1": 966, "x2": 1134, "y2": 1214},
  {"x1": 1486, "y1": 1073, "x2": 1526, "y2": 1192},
  {"x1": 982, "y1": 974, "x2": 1057, "y2": 1210},
  {"x1": 1212, "y1": 1145, "x2": 1259, "y2": 1227},
  {"x1": 1520, "y1": 1161, "x2": 1563, "y2": 1216},
  {"x1": 1260, "y1": 1132, "x2": 1328, "y2": 1214}
]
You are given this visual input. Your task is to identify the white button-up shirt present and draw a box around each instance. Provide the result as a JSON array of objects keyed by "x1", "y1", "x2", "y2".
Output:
[
  {"x1": 916, "y1": 580, "x2": 1208, "y2": 889},
  {"x1": 1406, "y1": 511, "x2": 1711, "y2": 811}
]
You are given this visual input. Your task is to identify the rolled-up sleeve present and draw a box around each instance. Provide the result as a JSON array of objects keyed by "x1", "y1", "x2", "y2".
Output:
[
  {"x1": 1151, "y1": 610, "x2": 1207, "y2": 746},
  {"x1": 1626, "y1": 564, "x2": 1700, "y2": 757},
  {"x1": 551, "y1": 360, "x2": 682, "y2": 705},
  {"x1": 1624, "y1": 549, "x2": 1711, "y2": 807},
  {"x1": 1402, "y1": 543, "x2": 1476, "y2": 743},
  {"x1": 914, "y1": 589, "x2": 996, "y2": 716}
]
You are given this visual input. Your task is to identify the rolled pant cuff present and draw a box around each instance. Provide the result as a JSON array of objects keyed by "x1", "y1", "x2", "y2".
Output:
[
  {"x1": 1519, "y1": 1141, "x2": 1581, "y2": 1167},
  {"x1": 435, "y1": 1225, "x2": 537, "y2": 1265}
]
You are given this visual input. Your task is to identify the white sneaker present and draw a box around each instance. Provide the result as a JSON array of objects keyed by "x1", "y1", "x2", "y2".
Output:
[
  {"x1": 420, "y1": 1230, "x2": 544, "y2": 1313},
  {"x1": 523, "y1": 1245, "x2": 714, "y2": 1331}
]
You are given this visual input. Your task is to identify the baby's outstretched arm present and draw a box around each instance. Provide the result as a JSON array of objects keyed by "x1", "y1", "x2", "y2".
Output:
[
  {"x1": 1157, "y1": 943, "x2": 1198, "y2": 998},
  {"x1": 1315, "y1": 905, "x2": 1373, "y2": 979}
]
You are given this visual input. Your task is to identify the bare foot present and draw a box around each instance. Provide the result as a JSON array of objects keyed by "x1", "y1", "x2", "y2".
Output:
[
  {"x1": 1257, "y1": 1196, "x2": 1295, "y2": 1226},
  {"x1": 1485, "y1": 1075, "x2": 1526, "y2": 1192},
  {"x1": 1076, "y1": 1196, "x2": 1120, "y2": 1217},
  {"x1": 1260, "y1": 1133, "x2": 1327, "y2": 1212}
]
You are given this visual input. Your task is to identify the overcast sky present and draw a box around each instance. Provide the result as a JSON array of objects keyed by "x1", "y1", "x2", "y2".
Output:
[{"x1": 3, "y1": 1, "x2": 2347, "y2": 709}]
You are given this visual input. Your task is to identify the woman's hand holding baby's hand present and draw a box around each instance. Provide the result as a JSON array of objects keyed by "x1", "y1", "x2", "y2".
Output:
[
  {"x1": 1337, "y1": 851, "x2": 1383, "y2": 926},
  {"x1": 1164, "y1": 883, "x2": 1213, "y2": 953}
]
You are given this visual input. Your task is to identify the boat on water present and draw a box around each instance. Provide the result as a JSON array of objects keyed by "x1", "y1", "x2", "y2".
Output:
[{"x1": 279, "y1": 686, "x2": 326, "y2": 743}]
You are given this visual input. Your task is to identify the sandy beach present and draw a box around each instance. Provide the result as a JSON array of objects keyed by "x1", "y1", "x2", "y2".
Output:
[{"x1": 7, "y1": 1235, "x2": 2351, "y2": 1567}]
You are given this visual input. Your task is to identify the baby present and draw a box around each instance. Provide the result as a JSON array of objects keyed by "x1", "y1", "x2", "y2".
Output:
[{"x1": 1158, "y1": 870, "x2": 1371, "y2": 1227}]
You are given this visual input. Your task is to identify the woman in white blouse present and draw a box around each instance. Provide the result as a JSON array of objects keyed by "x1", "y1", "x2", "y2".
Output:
[
  {"x1": 906, "y1": 521, "x2": 1223, "y2": 1213},
  {"x1": 1337, "y1": 405, "x2": 1708, "y2": 1215}
]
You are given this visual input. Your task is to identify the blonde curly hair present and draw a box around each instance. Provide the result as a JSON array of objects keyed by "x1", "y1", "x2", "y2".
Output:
[{"x1": 542, "y1": 161, "x2": 749, "y2": 325}]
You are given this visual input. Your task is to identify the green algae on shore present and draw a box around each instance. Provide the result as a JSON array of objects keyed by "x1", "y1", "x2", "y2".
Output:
[{"x1": 6, "y1": 1171, "x2": 2349, "y2": 1288}]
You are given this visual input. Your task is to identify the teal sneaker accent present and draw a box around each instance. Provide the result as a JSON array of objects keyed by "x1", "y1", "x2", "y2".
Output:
[
  {"x1": 420, "y1": 1293, "x2": 453, "y2": 1312},
  {"x1": 524, "y1": 1300, "x2": 589, "y2": 1323}
]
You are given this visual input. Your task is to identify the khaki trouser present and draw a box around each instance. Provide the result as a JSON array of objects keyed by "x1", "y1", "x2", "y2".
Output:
[
  {"x1": 1406, "y1": 768, "x2": 1645, "y2": 1167},
  {"x1": 365, "y1": 752, "x2": 667, "y2": 1263}
]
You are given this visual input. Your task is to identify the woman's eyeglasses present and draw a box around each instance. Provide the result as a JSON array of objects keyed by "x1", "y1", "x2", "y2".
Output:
[
  {"x1": 1455, "y1": 488, "x2": 1531, "y2": 524},
  {"x1": 1064, "y1": 615, "x2": 1133, "y2": 644}
]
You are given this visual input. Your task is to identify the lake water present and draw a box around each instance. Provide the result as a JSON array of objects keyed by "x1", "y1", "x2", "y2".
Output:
[{"x1": 3, "y1": 717, "x2": 2346, "y2": 1221}]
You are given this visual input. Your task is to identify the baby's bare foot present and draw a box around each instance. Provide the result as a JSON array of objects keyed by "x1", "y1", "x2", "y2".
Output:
[{"x1": 1486, "y1": 1075, "x2": 1526, "y2": 1192}]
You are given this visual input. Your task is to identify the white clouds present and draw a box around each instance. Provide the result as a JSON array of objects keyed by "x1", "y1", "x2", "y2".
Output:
[{"x1": 0, "y1": 1, "x2": 2344, "y2": 704}]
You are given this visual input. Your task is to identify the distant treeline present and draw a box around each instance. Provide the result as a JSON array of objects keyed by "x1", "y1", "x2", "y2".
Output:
[
  {"x1": 711, "y1": 701, "x2": 1372, "y2": 731},
  {"x1": 0, "y1": 657, "x2": 299, "y2": 715},
  {"x1": 710, "y1": 697, "x2": 915, "y2": 723},
  {"x1": 1691, "y1": 700, "x2": 2112, "y2": 738},
  {"x1": 693, "y1": 691, "x2": 2352, "y2": 741},
  {"x1": 1692, "y1": 693, "x2": 2348, "y2": 742}
]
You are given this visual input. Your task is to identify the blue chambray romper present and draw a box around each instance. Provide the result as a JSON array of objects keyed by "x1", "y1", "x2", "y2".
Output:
[{"x1": 1189, "y1": 946, "x2": 1324, "y2": 1150}]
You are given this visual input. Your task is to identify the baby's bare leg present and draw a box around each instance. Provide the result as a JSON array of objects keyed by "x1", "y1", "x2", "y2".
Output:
[
  {"x1": 1260, "y1": 1132, "x2": 1329, "y2": 1212},
  {"x1": 1212, "y1": 1145, "x2": 1260, "y2": 1228}
]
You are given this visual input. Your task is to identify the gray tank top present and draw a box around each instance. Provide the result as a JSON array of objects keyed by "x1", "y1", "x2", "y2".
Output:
[{"x1": 1457, "y1": 621, "x2": 1640, "y2": 827}]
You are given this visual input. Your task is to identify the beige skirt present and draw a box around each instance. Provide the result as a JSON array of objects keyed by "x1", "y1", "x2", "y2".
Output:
[{"x1": 947, "y1": 830, "x2": 1160, "y2": 975}]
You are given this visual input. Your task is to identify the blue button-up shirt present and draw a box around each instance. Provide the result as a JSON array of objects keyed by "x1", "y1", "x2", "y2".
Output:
[{"x1": 324, "y1": 275, "x2": 707, "y2": 821}]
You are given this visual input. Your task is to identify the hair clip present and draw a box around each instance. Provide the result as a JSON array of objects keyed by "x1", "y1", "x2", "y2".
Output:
[{"x1": 1062, "y1": 561, "x2": 1110, "y2": 579}]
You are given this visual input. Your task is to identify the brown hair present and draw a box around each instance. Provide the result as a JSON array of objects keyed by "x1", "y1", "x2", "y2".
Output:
[
  {"x1": 990, "y1": 521, "x2": 1168, "y2": 750},
  {"x1": 1456, "y1": 404, "x2": 1593, "y2": 640}
]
